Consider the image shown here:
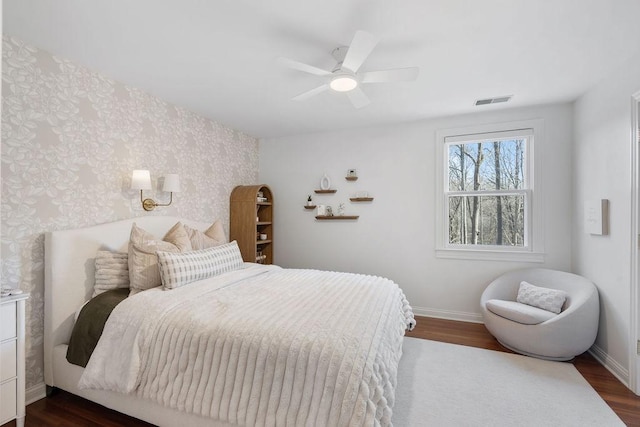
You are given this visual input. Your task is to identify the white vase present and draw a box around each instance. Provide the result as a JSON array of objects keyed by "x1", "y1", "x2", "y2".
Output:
[{"x1": 320, "y1": 174, "x2": 331, "y2": 190}]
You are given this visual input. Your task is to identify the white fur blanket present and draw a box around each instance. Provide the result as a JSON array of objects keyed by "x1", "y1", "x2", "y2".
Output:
[{"x1": 79, "y1": 264, "x2": 414, "y2": 426}]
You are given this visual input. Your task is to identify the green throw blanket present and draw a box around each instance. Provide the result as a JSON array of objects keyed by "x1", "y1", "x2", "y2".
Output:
[{"x1": 66, "y1": 288, "x2": 129, "y2": 367}]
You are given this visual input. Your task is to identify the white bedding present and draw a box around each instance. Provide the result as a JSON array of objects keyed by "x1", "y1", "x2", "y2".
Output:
[{"x1": 79, "y1": 264, "x2": 414, "y2": 426}]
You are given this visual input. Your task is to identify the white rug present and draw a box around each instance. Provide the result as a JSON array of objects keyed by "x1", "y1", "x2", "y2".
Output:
[{"x1": 393, "y1": 337, "x2": 624, "y2": 426}]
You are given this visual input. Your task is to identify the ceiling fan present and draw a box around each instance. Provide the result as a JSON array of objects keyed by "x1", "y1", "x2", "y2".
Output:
[{"x1": 278, "y1": 31, "x2": 419, "y2": 109}]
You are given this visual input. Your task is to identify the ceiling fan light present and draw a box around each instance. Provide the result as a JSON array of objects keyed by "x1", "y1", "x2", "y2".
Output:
[{"x1": 330, "y1": 75, "x2": 358, "y2": 92}]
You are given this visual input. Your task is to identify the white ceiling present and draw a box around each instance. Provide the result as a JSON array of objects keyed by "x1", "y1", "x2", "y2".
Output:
[{"x1": 4, "y1": 0, "x2": 640, "y2": 139}]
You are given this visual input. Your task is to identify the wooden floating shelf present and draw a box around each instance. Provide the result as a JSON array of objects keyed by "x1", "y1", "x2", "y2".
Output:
[
  {"x1": 345, "y1": 176, "x2": 358, "y2": 181},
  {"x1": 314, "y1": 189, "x2": 337, "y2": 194},
  {"x1": 304, "y1": 205, "x2": 316, "y2": 210},
  {"x1": 350, "y1": 197, "x2": 374, "y2": 202},
  {"x1": 315, "y1": 215, "x2": 359, "y2": 220}
]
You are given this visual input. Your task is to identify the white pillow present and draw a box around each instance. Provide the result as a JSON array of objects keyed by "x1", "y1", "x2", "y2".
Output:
[
  {"x1": 516, "y1": 281, "x2": 568, "y2": 314},
  {"x1": 184, "y1": 220, "x2": 226, "y2": 250},
  {"x1": 93, "y1": 250, "x2": 129, "y2": 297},
  {"x1": 486, "y1": 299, "x2": 557, "y2": 325},
  {"x1": 128, "y1": 222, "x2": 192, "y2": 295},
  {"x1": 157, "y1": 241, "x2": 244, "y2": 290}
]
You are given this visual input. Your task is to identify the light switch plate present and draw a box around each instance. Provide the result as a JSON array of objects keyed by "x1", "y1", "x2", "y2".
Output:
[{"x1": 585, "y1": 199, "x2": 609, "y2": 235}]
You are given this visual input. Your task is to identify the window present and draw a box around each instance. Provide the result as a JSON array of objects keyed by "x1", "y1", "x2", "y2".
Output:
[{"x1": 436, "y1": 120, "x2": 544, "y2": 262}]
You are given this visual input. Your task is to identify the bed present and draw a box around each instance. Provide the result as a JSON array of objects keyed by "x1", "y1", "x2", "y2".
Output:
[{"x1": 44, "y1": 216, "x2": 414, "y2": 426}]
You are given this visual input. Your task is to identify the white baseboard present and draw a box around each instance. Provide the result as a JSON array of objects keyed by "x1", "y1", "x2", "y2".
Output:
[
  {"x1": 412, "y1": 306, "x2": 483, "y2": 324},
  {"x1": 588, "y1": 344, "x2": 630, "y2": 388},
  {"x1": 26, "y1": 382, "x2": 46, "y2": 404}
]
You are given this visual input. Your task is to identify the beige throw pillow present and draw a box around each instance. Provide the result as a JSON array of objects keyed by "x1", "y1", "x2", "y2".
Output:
[
  {"x1": 184, "y1": 220, "x2": 226, "y2": 250},
  {"x1": 128, "y1": 222, "x2": 192, "y2": 295}
]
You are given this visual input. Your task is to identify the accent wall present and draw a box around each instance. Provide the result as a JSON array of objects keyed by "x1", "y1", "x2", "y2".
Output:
[{"x1": 1, "y1": 36, "x2": 259, "y2": 391}]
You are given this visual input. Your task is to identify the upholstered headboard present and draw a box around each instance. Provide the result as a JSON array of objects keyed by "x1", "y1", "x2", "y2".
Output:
[{"x1": 43, "y1": 216, "x2": 211, "y2": 386}]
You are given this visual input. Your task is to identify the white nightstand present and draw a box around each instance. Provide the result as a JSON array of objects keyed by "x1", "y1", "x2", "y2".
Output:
[{"x1": 1, "y1": 293, "x2": 28, "y2": 427}]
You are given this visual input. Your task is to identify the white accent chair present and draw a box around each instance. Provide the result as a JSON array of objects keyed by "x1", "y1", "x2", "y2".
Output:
[{"x1": 481, "y1": 268, "x2": 599, "y2": 361}]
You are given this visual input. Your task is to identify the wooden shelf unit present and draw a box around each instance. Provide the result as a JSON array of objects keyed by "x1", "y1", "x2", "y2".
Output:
[
  {"x1": 230, "y1": 184, "x2": 273, "y2": 264},
  {"x1": 345, "y1": 176, "x2": 358, "y2": 181},
  {"x1": 350, "y1": 197, "x2": 374, "y2": 202},
  {"x1": 304, "y1": 205, "x2": 316, "y2": 210},
  {"x1": 314, "y1": 189, "x2": 337, "y2": 194}
]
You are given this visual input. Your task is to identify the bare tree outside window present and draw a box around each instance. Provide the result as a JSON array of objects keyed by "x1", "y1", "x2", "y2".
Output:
[{"x1": 447, "y1": 138, "x2": 527, "y2": 247}]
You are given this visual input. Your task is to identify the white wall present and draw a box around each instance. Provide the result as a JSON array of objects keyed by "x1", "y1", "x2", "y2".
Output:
[
  {"x1": 260, "y1": 103, "x2": 573, "y2": 321},
  {"x1": 573, "y1": 51, "x2": 640, "y2": 382}
]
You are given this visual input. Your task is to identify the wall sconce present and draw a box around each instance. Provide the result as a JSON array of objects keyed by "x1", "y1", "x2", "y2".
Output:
[{"x1": 131, "y1": 170, "x2": 180, "y2": 211}]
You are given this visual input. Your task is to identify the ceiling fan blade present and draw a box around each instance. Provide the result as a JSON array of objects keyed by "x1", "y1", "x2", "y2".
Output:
[
  {"x1": 346, "y1": 86, "x2": 371, "y2": 109},
  {"x1": 292, "y1": 84, "x2": 330, "y2": 101},
  {"x1": 341, "y1": 31, "x2": 379, "y2": 73},
  {"x1": 361, "y1": 67, "x2": 419, "y2": 83},
  {"x1": 277, "y1": 57, "x2": 332, "y2": 76}
]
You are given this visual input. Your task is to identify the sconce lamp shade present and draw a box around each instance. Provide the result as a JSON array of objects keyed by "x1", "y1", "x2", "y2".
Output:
[
  {"x1": 131, "y1": 170, "x2": 152, "y2": 190},
  {"x1": 162, "y1": 174, "x2": 181, "y2": 193}
]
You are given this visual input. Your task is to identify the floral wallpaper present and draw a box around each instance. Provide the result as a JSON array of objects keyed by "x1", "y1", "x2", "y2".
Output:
[{"x1": 1, "y1": 36, "x2": 259, "y2": 390}]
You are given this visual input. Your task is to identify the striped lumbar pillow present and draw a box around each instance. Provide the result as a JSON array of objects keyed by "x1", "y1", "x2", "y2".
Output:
[
  {"x1": 93, "y1": 250, "x2": 129, "y2": 297},
  {"x1": 156, "y1": 240, "x2": 244, "y2": 290}
]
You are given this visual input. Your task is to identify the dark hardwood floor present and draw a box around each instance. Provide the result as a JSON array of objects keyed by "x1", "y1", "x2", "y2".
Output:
[{"x1": 3, "y1": 316, "x2": 640, "y2": 426}]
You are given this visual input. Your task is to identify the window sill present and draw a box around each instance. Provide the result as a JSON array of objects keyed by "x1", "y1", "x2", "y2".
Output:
[{"x1": 435, "y1": 248, "x2": 545, "y2": 263}]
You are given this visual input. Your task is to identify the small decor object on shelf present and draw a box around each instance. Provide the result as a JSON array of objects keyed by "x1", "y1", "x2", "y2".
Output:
[
  {"x1": 326, "y1": 206, "x2": 334, "y2": 216},
  {"x1": 317, "y1": 205, "x2": 326, "y2": 216},
  {"x1": 337, "y1": 203, "x2": 345, "y2": 216},
  {"x1": 305, "y1": 195, "x2": 316, "y2": 209},
  {"x1": 350, "y1": 191, "x2": 374, "y2": 202},
  {"x1": 320, "y1": 173, "x2": 331, "y2": 190},
  {"x1": 346, "y1": 169, "x2": 358, "y2": 181}
]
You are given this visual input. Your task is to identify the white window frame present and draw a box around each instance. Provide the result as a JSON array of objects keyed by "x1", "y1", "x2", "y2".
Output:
[{"x1": 435, "y1": 119, "x2": 545, "y2": 262}]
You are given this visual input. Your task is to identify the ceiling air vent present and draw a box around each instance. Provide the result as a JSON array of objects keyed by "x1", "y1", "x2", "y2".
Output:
[{"x1": 475, "y1": 96, "x2": 512, "y2": 106}]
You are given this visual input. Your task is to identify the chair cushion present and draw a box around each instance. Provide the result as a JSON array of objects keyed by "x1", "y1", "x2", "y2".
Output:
[
  {"x1": 486, "y1": 299, "x2": 557, "y2": 325},
  {"x1": 517, "y1": 281, "x2": 568, "y2": 313}
]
